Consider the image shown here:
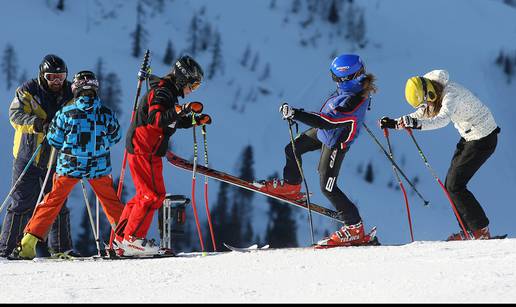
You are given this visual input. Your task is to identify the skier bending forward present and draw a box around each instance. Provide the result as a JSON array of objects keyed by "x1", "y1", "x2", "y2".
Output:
[{"x1": 262, "y1": 54, "x2": 378, "y2": 247}]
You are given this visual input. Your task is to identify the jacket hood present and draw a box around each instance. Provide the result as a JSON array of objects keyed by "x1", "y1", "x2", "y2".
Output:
[
  {"x1": 423, "y1": 70, "x2": 450, "y2": 86},
  {"x1": 75, "y1": 96, "x2": 100, "y2": 112}
]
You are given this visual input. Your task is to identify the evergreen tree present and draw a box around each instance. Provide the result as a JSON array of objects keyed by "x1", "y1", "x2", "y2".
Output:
[
  {"x1": 103, "y1": 72, "x2": 123, "y2": 115},
  {"x1": 328, "y1": 0, "x2": 339, "y2": 24},
  {"x1": 95, "y1": 57, "x2": 104, "y2": 96},
  {"x1": 200, "y1": 23, "x2": 213, "y2": 52},
  {"x1": 259, "y1": 63, "x2": 271, "y2": 81},
  {"x1": 291, "y1": 0, "x2": 301, "y2": 13},
  {"x1": 364, "y1": 161, "x2": 374, "y2": 183},
  {"x1": 131, "y1": 2, "x2": 147, "y2": 58},
  {"x1": 240, "y1": 45, "x2": 251, "y2": 67},
  {"x1": 163, "y1": 39, "x2": 175, "y2": 66},
  {"x1": 208, "y1": 30, "x2": 223, "y2": 79},
  {"x1": 188, "y1": 15, "x2": 200, "y2": 56},
  {"x1": 504, "y1": 56, "x2": 513, "y2": 83},
  {"x1": 265, "y1": 173, "x2": 298, "y2": 248},
  {"x1": 56, "y1": 0, "x2": 65, "y2": 11},
  {"x1": 210, "y1": 182, "x2": 230, "y2": 251},
  {"x1": 2, "y1": 44, "x2": 18, "y2": 90},
  {"x1": 250, "y1": 53, "x2": 260, "y2": 72},
  {"x1": 495, "y1": 50, "x2": 505, "y2": 66}
]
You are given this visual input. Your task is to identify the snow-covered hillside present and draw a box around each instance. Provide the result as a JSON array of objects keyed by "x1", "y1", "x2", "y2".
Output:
[
  {"x1": 0, "y1": 0, "x2": 515, "y2": 248},
  {"x1": 1, "y1": 238, "x2": 515, "y2": 303}
]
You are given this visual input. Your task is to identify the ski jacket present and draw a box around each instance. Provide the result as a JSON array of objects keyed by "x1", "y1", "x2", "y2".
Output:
[
  {"x1": 9, "y1": 78, "x2": 73, "y2": 168},
  {"x1": 47, "y1": 96, "x2": 121, "y2": 179},
  {"x1": 293, "y1": 87, "x2": 370, "y2": 149},
  {"x1": 404, "y1": 70, "x2": 498, "y2": 141},
  {"x1": 126, "y1": 75, "x2": 193, "y2": 157}
]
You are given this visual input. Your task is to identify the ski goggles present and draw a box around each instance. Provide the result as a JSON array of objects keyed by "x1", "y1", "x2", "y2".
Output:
[
  {"x1": 188, "y1": 81, "x2": 201, "y2": 91},
  {"x1": 44, "y1": 72, "x2": 67, "y2": 83},
  {"x1": 419, "y1": 76, "x2": 436, "y2": 103}
]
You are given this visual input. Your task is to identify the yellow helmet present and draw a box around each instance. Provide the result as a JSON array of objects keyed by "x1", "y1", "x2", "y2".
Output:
[{"x1": 405, "y1": 76, "x2": 437, "y2": 108}]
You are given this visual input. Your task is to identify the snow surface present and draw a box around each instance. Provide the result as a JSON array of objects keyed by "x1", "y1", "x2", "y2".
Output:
[{"x1": 1, "y1": 238, "x2": 515, "y2": 303}]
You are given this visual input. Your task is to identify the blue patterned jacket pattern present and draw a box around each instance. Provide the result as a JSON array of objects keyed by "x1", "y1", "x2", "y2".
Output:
[{"x1": 47, "y1": 96, "x2": 121, "y2": 179}]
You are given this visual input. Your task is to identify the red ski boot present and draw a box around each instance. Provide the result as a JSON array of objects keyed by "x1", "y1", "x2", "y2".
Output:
[
  {"x1": 316, "y1": 221, "x2": 376, "y2": 248},
  {"x1": 446, "y1": 226, "x2": 491, "y2": 241},
  {"x1": 259, "y1": 179, "x2": 305, "y2": 201}
]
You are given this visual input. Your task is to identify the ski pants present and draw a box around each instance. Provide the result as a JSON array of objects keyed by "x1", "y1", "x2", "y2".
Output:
[
  {"x1": 24, "y1": 174, "x2": 124, "y2": 241},
  {"x1": 117, "y1": 153, "x2": 166, "y2": 239},
  {"x1": 445, "y1": 127, "x2": 499, "y2": 231},
  {"x1": 283, "y1": 128, "x2": 361, "y2": 225},
  {"x1": 0, "y1": 159, "x2": 72, "y2": 257}
]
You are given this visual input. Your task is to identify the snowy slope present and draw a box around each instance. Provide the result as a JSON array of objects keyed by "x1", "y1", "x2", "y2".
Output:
[
  {"x1": 0, "y1": 0, "x2": 515, "y2": 248},
  {"x1": 1, "y1": 238, "x2": 516, "y2": 303}
]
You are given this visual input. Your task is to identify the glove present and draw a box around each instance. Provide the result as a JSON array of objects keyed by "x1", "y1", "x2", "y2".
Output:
[
  {"x1": 33, "y1": 118, "x2": 50, "y2": 134},
  {"x1": 193, "y1": 114, "x2": 212, "y2": 126},
  {"x1": 176, "y1": 101, "x2": 204, "y2": 115},
  {"x1": 279, "y1": 103, "x2": 295, "y2": 120},
  {"x1": 399, "y1": 116, "x2": 421, "y2": 129},
  {"x1": 379, "y1": 117, "x2": 398, "y2": 129}
]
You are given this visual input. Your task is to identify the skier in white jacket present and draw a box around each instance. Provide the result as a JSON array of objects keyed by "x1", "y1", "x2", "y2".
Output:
[{"x1": 380, "y1": 70, "x2": 500, "y2": 240}]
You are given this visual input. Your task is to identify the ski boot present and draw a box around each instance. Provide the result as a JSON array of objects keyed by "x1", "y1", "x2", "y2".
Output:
[
  {"x1": 9, "y1": 233, "x2": 39, "y2": 260},
  {"x1": 446, "y1": 226, "x2": 491, "y2": 241},
  {"x1": 257, "y1": 178, "x2": 305, "y2": 201},
  {"x1": 316, "y1": 221, "x2": 375, "y2": 248},
  {"x1": 118, "y1": 235, "x2": 160, "y2": 257}
]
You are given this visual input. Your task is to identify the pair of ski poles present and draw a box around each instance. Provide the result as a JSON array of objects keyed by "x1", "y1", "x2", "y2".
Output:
[
  {"x1": 363, "y1": 123, "x2": 470, "y2": 241},
  {"x1": 190, "y1": 121, "x2": 217, "y2": 252}
]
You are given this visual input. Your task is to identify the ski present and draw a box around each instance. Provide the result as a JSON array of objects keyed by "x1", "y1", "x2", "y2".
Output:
[
  {"x1": 223, "y1": 243, "x2": 270, "y2": 253},
  {"x1": 166, "y1": 151, "x2": 344, "y2": 223}
]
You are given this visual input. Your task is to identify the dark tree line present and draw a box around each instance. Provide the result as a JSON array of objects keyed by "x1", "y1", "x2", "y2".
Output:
[{"x1": 495, "y1": 50, "x2": 516, "y2": 83}]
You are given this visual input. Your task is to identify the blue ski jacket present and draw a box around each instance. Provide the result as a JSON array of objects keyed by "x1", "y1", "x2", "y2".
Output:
[
  {"x1": 47, "y1": 96, "x2": 121, "y2": 179},
  {"x1": 293, "y1": 86, "x2": 370, "y2": 149}
]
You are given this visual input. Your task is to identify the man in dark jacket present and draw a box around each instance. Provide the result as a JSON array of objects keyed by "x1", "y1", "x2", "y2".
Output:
[
  {"x1": 0, "y1": 54, "x2": 75, "y2": 258},
  {"x1": 115, "y1": 55, "x2": 211, "y2": 256}
]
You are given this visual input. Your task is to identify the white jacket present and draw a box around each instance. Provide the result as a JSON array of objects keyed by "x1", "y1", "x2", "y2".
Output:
[{"x1": 405, "y1": 70, "x2": 498, "y2": 141}]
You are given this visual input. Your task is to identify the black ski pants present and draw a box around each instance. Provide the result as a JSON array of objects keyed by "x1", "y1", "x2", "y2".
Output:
[
  {"x1": 0, "y1": 158, "x2": 73, "y2": 257},
  {"x1": 283, "y1": 128, "x2": 361, "y2": 225},
  {"x1": 445, "y1": 127, "x2": 499, "y2": 231}
]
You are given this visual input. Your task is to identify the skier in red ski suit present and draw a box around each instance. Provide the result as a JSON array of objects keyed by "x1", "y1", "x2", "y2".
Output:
[{"x1": 115, "y1": 56, "x2": 211, "y2": 256}]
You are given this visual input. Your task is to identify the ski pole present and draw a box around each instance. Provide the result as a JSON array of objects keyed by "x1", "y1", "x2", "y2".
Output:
[
  {"x1": 287, "y1": 119, "x2": 315, "y2": 246},
  {"x1": 404, "y1": 128, "x2": 470, "y2": 239},
  {"x1": 0, "y1": 141, "x2": 45, "y2": 215},
  {"x1": 36, "y1": 147, "x2": 57, "y2": 207},
  {"x1": 362, "y1": 123, "x2": 430, "y2": 207},
  {"x1": 110, "y1": 49, "x2": 150, "y2": 251},
  {"x1": 117, "y1": 49, "x2": 150, "y2": 199},
  {"x1": 80, "y1": 179, "x2": 102, "y2": 256},
  {"x1": 191, "y1": 116, "x2": 206, "y2": 252},
  {"x1": 383, "y1": 128, "x2": 414, "y2": 242},
  {"x1": 201, "y1": 125, "x2": 217, "y2": 251}
]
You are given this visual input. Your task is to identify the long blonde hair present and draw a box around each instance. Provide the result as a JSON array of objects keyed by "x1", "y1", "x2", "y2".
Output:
[{"x1": 422, "y1": 80, "x2": 444, "y2": 118}]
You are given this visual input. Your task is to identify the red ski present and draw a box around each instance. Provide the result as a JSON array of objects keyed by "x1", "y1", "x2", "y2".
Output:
[{"x1": 166, "y1": 151, "x2": 344, "y2": 223}]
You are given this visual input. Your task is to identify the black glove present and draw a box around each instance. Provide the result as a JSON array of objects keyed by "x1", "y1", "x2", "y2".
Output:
[
  {"x1": 33, "y1": 118, "x2": 49, "y2": 134},
  {"x1": 379, "y1": 117, "x2": 398, "y2": 129},
  {"x1": 193, "y1": 114, "x2": 212, "y2": 126},
  {"x1": 400, "y1": 115, "x2": 421, "y2": 129}
]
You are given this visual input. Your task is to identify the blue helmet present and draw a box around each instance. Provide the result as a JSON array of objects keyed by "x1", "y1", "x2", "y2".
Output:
[{"x1": 330, "y1": 54, "x2": 365, "y2": 81}]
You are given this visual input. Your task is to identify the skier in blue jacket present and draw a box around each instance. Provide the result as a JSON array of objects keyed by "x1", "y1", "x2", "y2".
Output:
[{"x1": 262, "y1": 54, "x2": 377, "y2": 247}]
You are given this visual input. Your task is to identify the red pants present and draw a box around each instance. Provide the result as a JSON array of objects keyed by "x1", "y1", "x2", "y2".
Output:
[
  {"x1": 25, "y1": 175, "x2": 124, "y2": 240},
  {"x1": 118, "y1": 154, "x2": 166, "y2": 239}
]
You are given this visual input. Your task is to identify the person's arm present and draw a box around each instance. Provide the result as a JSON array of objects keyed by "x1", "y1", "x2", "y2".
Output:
[
  {"x1": 147, "y1": 88, "x2": 179, "y2": 129},
  {"x1": 293, "y1": 109, "x2": 354, "y2": 130},
  {"x1": 9, "y1": 86, "x2": 45, "y2": 134},
  {"x1": 46, "y1": 111, "x2": 66, "y2": 150},
  {"x1": 105, "y1": 111, "x2": 122, "y2": 146}
]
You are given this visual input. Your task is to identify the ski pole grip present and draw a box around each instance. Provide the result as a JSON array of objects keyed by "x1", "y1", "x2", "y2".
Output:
[
  {"x1": 383, "y1": 128, "x2": 389, "y2": 137},
  {"x1": 138, "y1": 49, "x2": 151, "y2": 80}
]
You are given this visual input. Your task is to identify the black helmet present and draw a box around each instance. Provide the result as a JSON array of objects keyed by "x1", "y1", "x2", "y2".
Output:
[
  {"x1": 71, "y1": 70, "x2": 99, "y2": 98},
  {"x1": 39, "y1": 54, "x2": 68, "y2": 88},
  {"x1": 171, "y1": 55, "x2": 204, "y2": 91}
]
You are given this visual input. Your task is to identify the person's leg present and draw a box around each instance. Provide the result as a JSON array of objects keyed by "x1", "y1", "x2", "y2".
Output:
[
  {"x1": 124, "y1": 155, "x2": 166, "y2": 239},
  {"x1": 24, "y1": 175, "x2": 79, "y2": 240},
  {"x1": 283, "y1": 128, "x2": 322, "y2": 184},
  {"x1": 88, "y1": 175, "x2": 125, "y2": 229},
  {"x1": 318, "y1": 145, "x2": 361, "y2": 225},
  {"x1": 445, "y1": 132, "x2": 498, "y2": 232},
  {"x1": 0, "y1": 159, "x2": 44, "y2": 257},
  {"x1": 45, "y1": 168, "x2": 73, "y2": 254}
]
